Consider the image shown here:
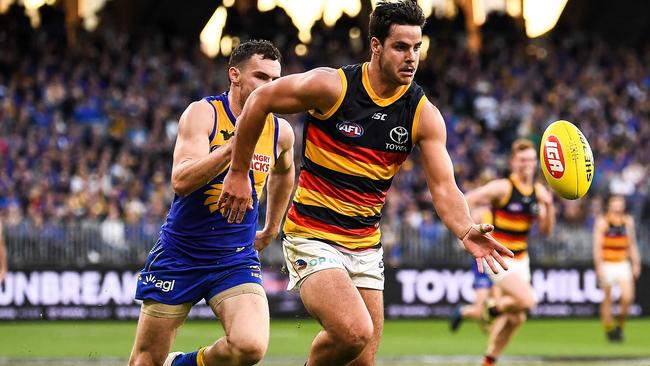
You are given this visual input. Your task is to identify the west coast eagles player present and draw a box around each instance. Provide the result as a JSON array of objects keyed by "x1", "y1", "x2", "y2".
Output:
[
  {"x1": 593, "y1": 194, "x2": 641, "y2": 342},
  {"x1": 128, "y1": 40, "x2": 295, "y2": 366},
  {"x1": 463, "y1": 138, "x2": 556, "y2": 366}
]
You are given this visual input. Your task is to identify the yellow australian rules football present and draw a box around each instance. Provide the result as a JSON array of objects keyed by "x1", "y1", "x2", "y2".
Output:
[{"x1": 540, "y1": 120, "x2": 594, "y2": 200}]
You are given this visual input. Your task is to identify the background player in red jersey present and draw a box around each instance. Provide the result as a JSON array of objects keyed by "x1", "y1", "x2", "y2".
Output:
[
  {"x1": 219, "y1": 2, "x2": 513, "y2": 365},
  {"x1": 593, "y1": 194, "x2": 641, "y2": 342}
]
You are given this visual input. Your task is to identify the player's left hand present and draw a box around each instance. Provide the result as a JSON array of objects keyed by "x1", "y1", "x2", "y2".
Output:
[
  {"x1": 254, "y1": 229, "x2": 277, "y2": 252},
  {"x1": 462, "y1": 223, "x2": 514, "y2": 274}
]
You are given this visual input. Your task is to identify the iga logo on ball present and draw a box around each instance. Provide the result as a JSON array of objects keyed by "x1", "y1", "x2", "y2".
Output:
[
  {"x1": 540, "y1": 120, "x2": 594, "y2": 200},
  {"x1": 542, "y1": 135, "x2": 565, "y2": 179}
]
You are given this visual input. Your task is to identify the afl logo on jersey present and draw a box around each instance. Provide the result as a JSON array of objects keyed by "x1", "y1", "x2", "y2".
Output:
[
  {"x1": 507, "y1": 202, "x2": 523, "y2": 212},
  {"x1": 337, "y1": 122, "x2": 364, "y2": 137},
  {"x1": 390, "y1": 126, "x2": 409, "y2": 144}
]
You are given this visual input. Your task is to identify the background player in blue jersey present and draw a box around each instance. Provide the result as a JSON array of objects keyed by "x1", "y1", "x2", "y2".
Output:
[
  {"x1": 128, "y1": 40, "x2": 295, "y2": 366},
  {"x1": 218, "y1": 2, "x2": 513, "y2": 366}
]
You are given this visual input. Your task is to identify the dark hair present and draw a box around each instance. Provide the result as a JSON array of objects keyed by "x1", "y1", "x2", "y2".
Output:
[
  {"x1": 369, "y1": 0, "x2": 426, "y2": 44},
  {"x1": 228, "y1": 39, "x2": 281, "y2": 68}
]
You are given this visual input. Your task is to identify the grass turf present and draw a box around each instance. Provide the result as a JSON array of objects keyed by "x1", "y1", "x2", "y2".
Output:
[{"x1": 0, "y1": 318, "x2": 648, "y2": 361}]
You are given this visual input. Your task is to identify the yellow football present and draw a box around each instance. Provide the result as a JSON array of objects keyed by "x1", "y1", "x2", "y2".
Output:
[{"x1": 540, "y1": 120, "x2": 594, "y2": 200}]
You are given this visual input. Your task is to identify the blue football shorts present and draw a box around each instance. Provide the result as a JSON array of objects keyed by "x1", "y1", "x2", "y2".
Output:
[
  {"x1": 135, "y1": 240, "x2": 263, "y2": 305},
  {"x1": 471, "y1": 259, "x2": 493, "y2": 289}
]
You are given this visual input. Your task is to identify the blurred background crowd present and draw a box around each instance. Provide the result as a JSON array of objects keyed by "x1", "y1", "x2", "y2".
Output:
[{"x1": 0, "y1": 2, "x2": 648, "y2": 268}]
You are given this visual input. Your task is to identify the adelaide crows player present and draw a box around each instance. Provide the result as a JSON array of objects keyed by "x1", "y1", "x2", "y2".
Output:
[
  {"x1": 463, "y1": 139, "x2": 555, "y2": 366},
  {"x1": 218, "y1": 2, "x2": 513, "y2": 365},
  {"x1": 128, "y1": 40, "x2": 295, "y2": 366},
  {"x1": 593, "y1": 194, "x2": 641, "y2": 342}
]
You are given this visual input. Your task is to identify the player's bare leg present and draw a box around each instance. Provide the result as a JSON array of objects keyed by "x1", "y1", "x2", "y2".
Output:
[
  {"x1": 461, "y1": 288, "x2": 490, "y2": 320},
  {"x1": 129, "y1": 310, "x2": 186, "y2": 366},
  {"x1": 301, "y1": 268, "x2": 374, "y2": 366},
  {"x1": 485, "y1": 311, "x2": 526, "y2": 358},
  {"x1": 202, "y1": 290, "x2": 270, "y2": 366},
  {"x1": 492, "y1": 275, "x2": 536, "y2": 314},
  {"x1": 616, "y1": 278, "x2": 635, "y2": 340},
  {"x1": 348, "y1": 288, "x2": 384, "y2": 366},
  {"x1": 600, "y1": 286, "x2": 614, "y2": 330},
  {"x1": 482, "y1": 278, "x2": 533, "y2": 365}
]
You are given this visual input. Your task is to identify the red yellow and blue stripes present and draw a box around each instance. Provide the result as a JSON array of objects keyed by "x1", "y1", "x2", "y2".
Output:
[
  {"x1": 286, "y1": 126, "x2": 407, "y2": 249},
  {"x1": 492, "y1": 212, "x2": 533, "y2": 252},
  {"x1": 603, "y1": 223, "x2": 629, "y2": 262}
]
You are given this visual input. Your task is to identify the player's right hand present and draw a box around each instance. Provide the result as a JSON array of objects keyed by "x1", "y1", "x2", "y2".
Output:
[
  {"x1": 462, "y1": 223, "x2": 513, "y2": 274},
  {"x1": 218, "y1": 170, "x2": 253, "y2": 224}
]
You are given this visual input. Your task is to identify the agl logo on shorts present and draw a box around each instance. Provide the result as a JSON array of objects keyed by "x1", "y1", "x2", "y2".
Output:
[
  {"x1": 142, "y1": 274, "x2": 175, "y2": 293},
  {"x1": 543, "y1": 135, "x2": 565, "y2": 179}
]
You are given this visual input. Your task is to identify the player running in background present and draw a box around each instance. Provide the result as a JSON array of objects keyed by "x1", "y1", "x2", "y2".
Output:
[
  {"x1": 218, "y1": 2, "x2": 513, "y2": 365},
  {"x1": 450, "y1": 207, "x2": 494, "y2": 333},
  {"x1": 128, "y1": 40, "x2": 295, "y2": 366},
  {"x1": 462, "y1": 138, "x2": 555, "y2": 366},
  {"x1": 593, "y1": 194, "x2": 641, "y2": 342}
]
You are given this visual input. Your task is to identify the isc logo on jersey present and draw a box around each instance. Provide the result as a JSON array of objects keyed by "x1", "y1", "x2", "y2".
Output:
[
  {"x1": 337, "y1": 122, "x2": 364, "y2": 137},
  {"x1": 540, "y1": 120, "x2": 594, "y2": 200}
]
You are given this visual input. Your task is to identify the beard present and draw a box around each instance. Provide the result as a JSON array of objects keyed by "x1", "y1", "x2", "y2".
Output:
[{"x1": 238, "y1": 90, "x2": 249, "y2": 111}]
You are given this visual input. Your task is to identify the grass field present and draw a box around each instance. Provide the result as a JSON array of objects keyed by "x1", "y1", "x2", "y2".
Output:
[{"x1": 0, "y1": 318, "x2": 649, "y2": 365}]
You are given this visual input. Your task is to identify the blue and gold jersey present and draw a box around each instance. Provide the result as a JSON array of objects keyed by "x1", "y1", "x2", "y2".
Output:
[{"x1": 160, "y1": 92, "x2": 279, "y2": 264}]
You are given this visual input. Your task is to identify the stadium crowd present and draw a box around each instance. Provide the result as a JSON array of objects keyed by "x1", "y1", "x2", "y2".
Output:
[{"x1": 0, "y1": 4, "x2": 648, "y2": 265}]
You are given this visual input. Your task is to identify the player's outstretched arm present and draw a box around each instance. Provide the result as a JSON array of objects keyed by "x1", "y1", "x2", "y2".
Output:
[
  {"x1": 171, "y1": 101, "x2": 235, "y2": 196},
  {"x1": 464, "y1": 179, "x2": 510, "y2": 211},
  {"x1": 535, "y1": 183, "x2": 556, "y2": 237},
  {"x1": 219, "y1": 68, "x2": 342, "y2": 224},
  {"x1": 416, "y1": 100, "x2": 513, "y2": 273},
  {"x1": 254, "y1": 119, "x2": 295, "y2": 252},
  {"x1": 626, "y1": 215, "x2": 641, "y2": 279}
]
